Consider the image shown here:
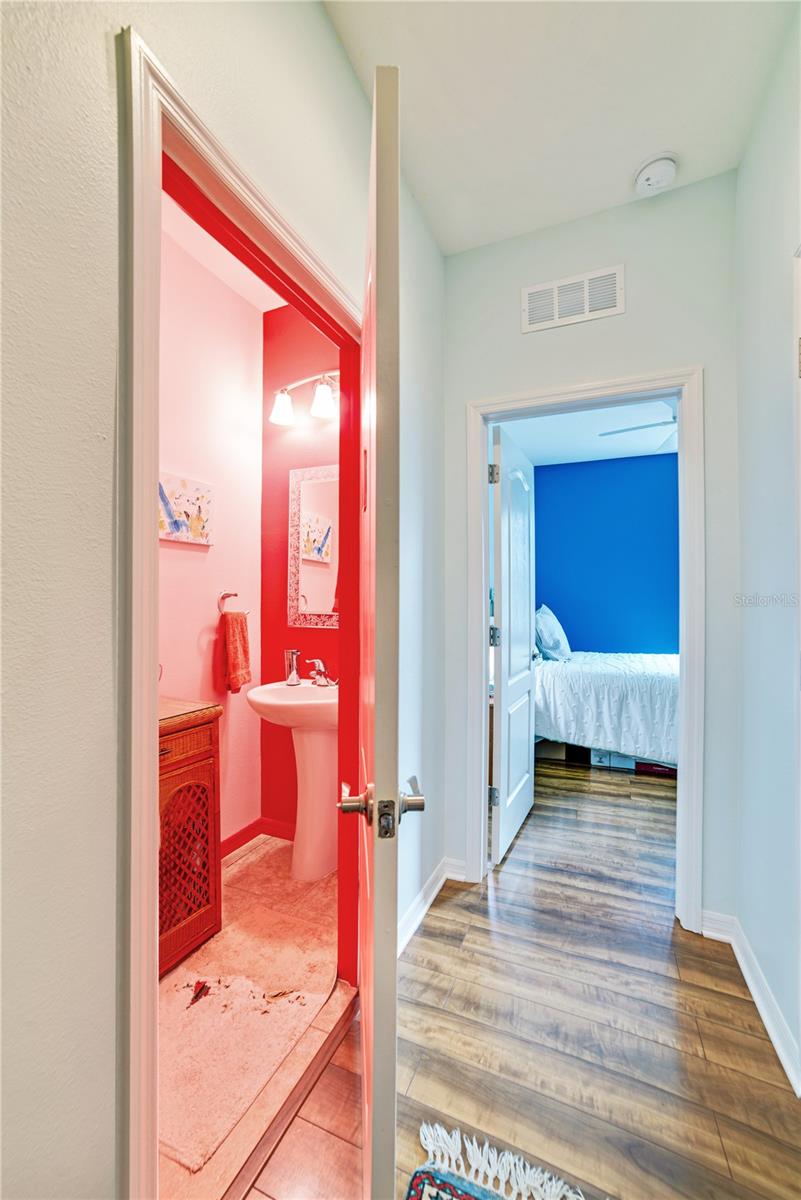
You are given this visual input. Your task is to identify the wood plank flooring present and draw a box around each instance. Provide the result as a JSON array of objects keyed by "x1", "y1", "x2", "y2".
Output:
[
  {"x1": 248, "y1": 763, "x2": 799, "y2": 1199},
  {"x1": 398, "y1": 763, "x2": 800, "y2": 1200}
]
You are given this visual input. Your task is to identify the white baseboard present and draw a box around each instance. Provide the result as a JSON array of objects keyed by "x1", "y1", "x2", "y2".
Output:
[
  {"x1": 397, "y1": 857, "x2": 448, "y2": 956},
  {"x1": 442, "y1": 856, "x2": 467, "y2": 882},
  {"x1": 701, "y1": 911, "x2": 738, "y2": 943},
  {"x1": 703, "y1": 910, "x2": 801, "y2": 1096}
]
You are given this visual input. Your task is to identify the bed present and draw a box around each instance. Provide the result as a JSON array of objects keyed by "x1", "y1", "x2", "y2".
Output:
[{"x1": 532, "y1": 651, "x2": 679, "y2": 766}]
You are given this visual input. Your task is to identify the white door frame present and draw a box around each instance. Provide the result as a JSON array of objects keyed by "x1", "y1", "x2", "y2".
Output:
[
  {"x1": 118, "y1": 29, "x2": 360, "y2": 1199},
  {"x1": 465, "y1": 366, "x2": 706, "y2": 933},
  {"x1": 794, "y1": 246, "x2": 801, "y2": 1070}
]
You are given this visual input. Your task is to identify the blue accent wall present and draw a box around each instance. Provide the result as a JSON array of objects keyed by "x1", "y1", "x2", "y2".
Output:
[{"x1": 534, "y1": 453, "x2": 679, "y2": 652}]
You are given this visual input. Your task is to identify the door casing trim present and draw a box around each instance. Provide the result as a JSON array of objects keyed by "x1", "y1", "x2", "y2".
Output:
[
  {"x1": 118, "y1": 29, "x2": 361, "y2": 1199},
  {"x1": 464, "y1": 366, "x2": 706, "y2": 932}
]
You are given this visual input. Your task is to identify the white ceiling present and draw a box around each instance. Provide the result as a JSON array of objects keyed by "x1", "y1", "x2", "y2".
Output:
[
  {"x1": 501, "y1": 393, "x2": 679, "y2": 466},
  {"x1": 326, "y1": 1, "x2": 794, "y2": 254},
  {"x1": 161, "y1": 194, "x2": 286, "y2": 313}
]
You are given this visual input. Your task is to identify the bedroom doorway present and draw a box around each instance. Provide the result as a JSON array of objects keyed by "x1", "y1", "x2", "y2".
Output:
[{"x1": 467, "y1": 368, "x2": 705, "y2": 933}]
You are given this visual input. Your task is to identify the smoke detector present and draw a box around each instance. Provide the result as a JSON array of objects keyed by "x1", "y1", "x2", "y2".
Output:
[{"x1": 634, "y1": 154, "x2": 677, "y2": 198}]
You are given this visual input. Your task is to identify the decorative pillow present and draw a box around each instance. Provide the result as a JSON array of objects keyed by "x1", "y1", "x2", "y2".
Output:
[{"x1": 535, "y1": 604, "x2": 571, "y2": 661}]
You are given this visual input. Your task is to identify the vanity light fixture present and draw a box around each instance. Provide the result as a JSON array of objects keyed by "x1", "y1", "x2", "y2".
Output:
[
  {"x1": 273, "y1": 369, "x2": 340, "y2": 424},
  {"x1": 310, "y1": 376, "x2": 337, "y2": 420},
  {"x1": 269, "y1": 388, "x2": 295, "y2": 426}
]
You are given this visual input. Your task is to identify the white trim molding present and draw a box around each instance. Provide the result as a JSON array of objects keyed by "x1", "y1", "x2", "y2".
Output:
[
  {"x1": 703, "y1": 911, "x2": 801, "y2": 1096},
  {"x1": 397, "y1": 858, "x2": 448, "y2": 956},
  {"x1": 464, "y1": 366, "x2": 706, "y2": 932},
  {"x1": 442, "y1": 857, "x2": 468, "y2": 883},
  {"x1": 793, "y1": 250, "x2": 801, "y2": 1084},
  {"x1": 118, "y1": 28, "x2": 360, "y2": 1200}
]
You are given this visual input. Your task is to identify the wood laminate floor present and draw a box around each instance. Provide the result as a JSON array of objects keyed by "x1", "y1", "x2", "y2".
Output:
[
  {"x1": 397, "y1": 762, "x2": 800, "y2": 1200},
  {"x1": 249, "y1": 763, "x2": 800, "y2": 1199}
]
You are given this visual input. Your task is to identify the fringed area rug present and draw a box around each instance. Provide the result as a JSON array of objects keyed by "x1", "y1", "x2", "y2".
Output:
[{"x1": 405, "y1": 1124, "x2": 586, "y2": 1200}]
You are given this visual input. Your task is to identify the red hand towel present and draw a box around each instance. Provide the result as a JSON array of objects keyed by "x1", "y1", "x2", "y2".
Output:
[{"x1": 221, "y1": 612, "x2": 251, "y2": 693}]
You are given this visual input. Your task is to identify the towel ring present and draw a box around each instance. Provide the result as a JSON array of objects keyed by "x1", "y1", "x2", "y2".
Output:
[{"x1": 218, "y1": 591, "x2": 250, "y2": 615}]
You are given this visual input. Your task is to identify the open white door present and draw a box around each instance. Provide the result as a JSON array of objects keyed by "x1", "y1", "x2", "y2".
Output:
[
  {"x1": 491, "y1": 425, "x2": 536, "y2": 864},
  {"x1": 339, "y1": 66, "x2": 410, "y2": 1200}
]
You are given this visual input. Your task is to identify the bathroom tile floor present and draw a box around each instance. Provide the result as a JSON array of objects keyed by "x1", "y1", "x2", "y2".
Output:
[
  {"x1": 159, "y1": 834, "x2": 344, "y2": 1200},
  {"x1": 249, "y1": 1019, "x2": 364, "y2": 1200},
  {"x1": 225, "y1": 835, "x2": 339, "y2": 930}
]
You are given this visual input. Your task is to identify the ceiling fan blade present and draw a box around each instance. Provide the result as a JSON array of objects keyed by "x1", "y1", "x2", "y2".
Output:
[{"x1": 599, "y1": 419, "x2": 676, "y2": 438}]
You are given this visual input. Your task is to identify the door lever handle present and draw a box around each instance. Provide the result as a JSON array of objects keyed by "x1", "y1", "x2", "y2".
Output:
[
  {"x1": 399, "y1": 775, "x2": 425, "y2": 823},
  {"x1": 338, "y1": 781, "x2": 374, "y2": 823}
]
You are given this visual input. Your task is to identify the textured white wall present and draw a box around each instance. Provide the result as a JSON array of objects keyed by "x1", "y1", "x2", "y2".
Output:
[
  {"x1": 1, "y1": 4, "x2": 444, "y2": 1196},
  {"x1": 442, "y1": 174, "x2": 742, "y2": 912},
  {"x1": 735, "y1": 18, "x2": 801, "y2": 1051}
]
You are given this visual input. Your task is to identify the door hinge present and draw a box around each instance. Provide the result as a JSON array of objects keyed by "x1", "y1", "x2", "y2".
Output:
[
  {"x1": 798, "y1": 337, "x2": 801, "y2": 379},
  {"x1": 488, "y1": 785, "x2": 500, "y2": 807},
  {"x1": 489, "y1": 625, "x2": 501, "y2": 647},
  {"x1": 488, "y1": 463, "x2": 500, "y2": 484}
]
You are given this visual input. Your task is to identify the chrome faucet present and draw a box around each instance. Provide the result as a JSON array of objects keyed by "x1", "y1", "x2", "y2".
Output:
[
  {"x1": 305, "y1": 658, "x2": 337, "y2": 687},
  {"x1": 284, "y1": 649, "x2": 301, "y2": 686}
]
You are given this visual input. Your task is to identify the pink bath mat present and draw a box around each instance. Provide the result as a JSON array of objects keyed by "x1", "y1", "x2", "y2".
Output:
[
  {"x1": 159, "y1": 970, "x2": 333, "y2": 1172},
  {"x1": 159, "y1": 869, "x2": 337, "y2": 1174}
]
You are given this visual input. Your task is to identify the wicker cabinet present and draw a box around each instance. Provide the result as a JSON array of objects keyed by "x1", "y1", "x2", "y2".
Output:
[{"x1": 158, "y1": 699, "x2": 223, "y2": 977}]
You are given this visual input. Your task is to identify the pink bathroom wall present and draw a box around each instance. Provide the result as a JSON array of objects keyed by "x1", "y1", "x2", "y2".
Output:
[{"x1": 159, "y1": 230, "x2": 264, "y2": 842}]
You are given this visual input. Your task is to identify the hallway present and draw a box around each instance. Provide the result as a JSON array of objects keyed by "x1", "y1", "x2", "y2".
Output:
[{"x1": 394, "y1": 763, "x2": 801, "y2": 1200}]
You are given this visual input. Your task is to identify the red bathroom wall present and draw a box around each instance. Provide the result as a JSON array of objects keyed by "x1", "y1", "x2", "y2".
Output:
[{"x1": 262, "y1": 306, "x2": 340, "y2": 836}]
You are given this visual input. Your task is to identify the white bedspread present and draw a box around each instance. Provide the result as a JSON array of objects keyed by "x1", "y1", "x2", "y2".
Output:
[{"x1": 533, "y1": 652, "x2": 679, "y2": 765}]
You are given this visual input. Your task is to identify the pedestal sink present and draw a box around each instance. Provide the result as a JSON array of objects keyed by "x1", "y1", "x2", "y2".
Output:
[{"x1": 246, "y1": 682, "x2": 338, "y2": 882}]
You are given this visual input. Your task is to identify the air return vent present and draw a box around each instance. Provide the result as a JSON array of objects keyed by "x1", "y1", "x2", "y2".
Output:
[{"x1": 521, "y1": 265, "x2": 625, "y2": 333}]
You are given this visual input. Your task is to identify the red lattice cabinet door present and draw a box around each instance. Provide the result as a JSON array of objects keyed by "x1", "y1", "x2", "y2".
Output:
[{"x1": 158, "y1": 756, "x2": 221, "y2": 976}]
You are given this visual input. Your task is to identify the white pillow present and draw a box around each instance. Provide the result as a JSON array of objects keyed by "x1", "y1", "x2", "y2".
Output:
[{"x1": 535, "y1": 604, "x2": 571, "y2": 661}]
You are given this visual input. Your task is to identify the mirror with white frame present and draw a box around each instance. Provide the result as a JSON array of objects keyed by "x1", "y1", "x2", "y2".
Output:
[{"x1": 288, "y1": 465, "x2": 339, "y2": 627}]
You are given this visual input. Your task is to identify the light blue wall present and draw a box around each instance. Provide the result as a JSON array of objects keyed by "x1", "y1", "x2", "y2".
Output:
[
  {"x1": 735, "y1": 16, "x2": 801, "y2": 1057},
  {"x1": 443, "y1": 173, "x2": 741, "y2": 912},
  {"x1": 535, "y1": 454, "x2": 679, "y2": 653},
  {"x1": 397, "y1": 191, "x2": 446, "y2": 932}
]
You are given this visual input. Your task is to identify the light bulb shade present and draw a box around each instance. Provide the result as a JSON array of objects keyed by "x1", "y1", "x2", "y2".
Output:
[
  {"x1": 310, "y1": 378, "x2": 337, "y2": 420},
  {"x1": 269, "y1": 388, "x2": 295, "y2": 426}
]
